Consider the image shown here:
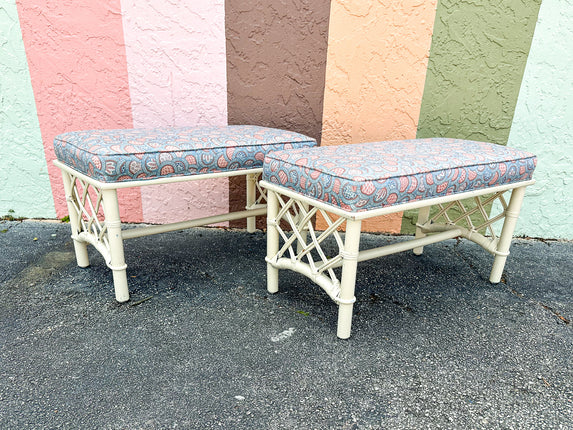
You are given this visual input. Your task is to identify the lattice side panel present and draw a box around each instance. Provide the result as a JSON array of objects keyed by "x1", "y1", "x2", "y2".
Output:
[
  {"x1": 68, "y1": 174, "x2": 112, "y2": 259},
  {"x1": 420, "y1": 191, "x2": 510, "y2": 252},
  {"x1": 271, "y1": 193, "x2": 348, "y2": 300},
  {"x1": 253, "y1": 173, "x2": 268, "y2": 206}
]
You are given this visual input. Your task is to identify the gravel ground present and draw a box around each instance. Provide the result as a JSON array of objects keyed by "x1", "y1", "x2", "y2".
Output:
[{"x1": 1, "y1": 220, "x2": 571, "y2": 429}]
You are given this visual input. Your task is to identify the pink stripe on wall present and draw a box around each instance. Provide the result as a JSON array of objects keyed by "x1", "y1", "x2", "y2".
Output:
[
  {"x1": 120, "y1": 0, "x2": 228, "y2": 224},
  {"x1": 16, "y1": 0, "x2": 142, "y2": 221}
]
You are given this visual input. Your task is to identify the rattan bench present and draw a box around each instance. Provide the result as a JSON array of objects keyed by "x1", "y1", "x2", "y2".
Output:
[
  {"x1": 262, "y1": 138, "x2": 537, "y2": 338},
  {"x1": 54, "y1": 125, "x2": 316, "y2": 302}
]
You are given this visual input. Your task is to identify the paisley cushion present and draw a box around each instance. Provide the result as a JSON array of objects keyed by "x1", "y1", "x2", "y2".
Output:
[
  {"x1": 54, "y1": 125, "x2": 316, "y2": 183},
  {"x1": 263, "y1": 138, "x2": 537, "y2": 212}
]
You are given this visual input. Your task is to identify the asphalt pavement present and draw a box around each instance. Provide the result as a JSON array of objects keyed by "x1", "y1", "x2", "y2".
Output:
[{"x1": 1, "y1": 220, "x2": 571, "y2": 429}]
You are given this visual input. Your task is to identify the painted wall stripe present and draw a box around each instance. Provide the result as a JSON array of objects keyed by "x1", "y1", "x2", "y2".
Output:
[
  {"x1": 16, "y1": 0, "x2": 141, "y2": 221},
  {"x1": 225, "y1": 0, "x2": 331, "y2": 228},
  {"x1": 121, "y1": 0, "x2": 228, "y2": 225},
  {"x1": 507, "y1": 0, "x2": 573, "y2": 239},
  {"x1": 416, "y1": 0, "x2": 542, "y2": 145},
  {"x1": 0, "y1": 0, "x2": 55, "y2": 218},
  {"x1": 320, "y1": 0, "x2": 438, "y2": 233},
  {"x1": 402, "y1": 0, "x2": 543, "y2": 235}
]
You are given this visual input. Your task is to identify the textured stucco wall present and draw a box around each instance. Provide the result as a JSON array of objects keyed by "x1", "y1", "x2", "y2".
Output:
[
  {"x1": 0, "y1": 0, "x2": 55, "y2": 218},
  {"x1": 4, "y1": 1, "x2": 573, "y2": 239},
  {"x1": 401, "y1": 0, "x2": 543, "y2": 235},
  {"x1": 507, "y1": 0, "x2": 573, "y2": 239},
  {"x1": 16, "y1": 0, "x2": 142, "y2": 222},
  {"x1": 417, "y1": 0, "x2": 542, "y2": 145},
  {"x1": 121, "y1": 0, "x2": 228, "y2": 224},
  {"x1": 320, "y1": 0, "x2": 437, "y2": 233},
  {"x1": 225, "y1": 0, "x2": 331, "y2": 228}
]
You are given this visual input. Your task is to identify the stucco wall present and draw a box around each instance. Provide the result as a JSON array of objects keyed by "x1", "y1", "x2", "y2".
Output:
[
  {"x1": 320, "y1": 0, "x2": 438, "y2": 233},
  {"x1": 2, "y1": 1, "x2": 572, "y2": 239},
  {"x1": 417, "y1": 0, "x2": 542, "y2": 145},
  {"x1": 508, "y1": 0, "x2": 573, "y2": 239},
  {"x1": 15, "y1": 0, "x2": 142, "y2": 222},
  {"x1": 121, "y1": 0, "x2": 228, "y2": 225},
  {"x1": 0, "y1": 0, "x2": 55, "y2": 218},
  {"x1": 225, "y1": 0, "x2": 331, "y2": 228},
  {"x1": 401, "y1": 0, "x2": 543, "y2": 234}
]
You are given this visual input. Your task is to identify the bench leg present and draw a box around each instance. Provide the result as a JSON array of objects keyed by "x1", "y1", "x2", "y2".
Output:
[
  {"x1": 413, "y1": 206, "x2": 431, "y2": 255},
  {"x1": 246, "y1": 173, "x2": 258, "y2": 233},
  {"x1": 61, "y1": 169, "x2": 90, "y2": 268},
  {"x1": 489, "y1": 186, "x2": 526, "y2": 284},
  {"x1": 296, "y1": 202, "x2": 309, "y2": 254},
  {"x1": 101, "y1": 189, "x2": 129, "y2": 302},
  {"x1": 337, "y1": 219, "x2": 362, "y2": 339},
  {"x1": 266, "y1": 190, "x2": 280, "y2": 294}
]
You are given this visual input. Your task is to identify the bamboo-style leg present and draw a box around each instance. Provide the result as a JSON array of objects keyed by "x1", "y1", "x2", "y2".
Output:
[
  {"x1": 413, "y1": 206, "x2": 431, "y2": 256},
  {"x1": 336, "y1": 218, "x2": 362, "y2": 339},
  {"x1": 297, "y1": 202, "x2": 309, "y2": 254},
  {"x1": 489, "y1": 186, "x2": 526, "y2": 283},
  {"x1": 61, "y1": 170, "x2": 90, "y2": 267},
  {"x1": 246, "y1": 173, "x2": 257, "y2": 233},
  {"x1": 266, "y1": 190, "x2": 280, "y2": 293},
  {"x1": 101, "y1": 189, "x2": 129, "y2": 302}
]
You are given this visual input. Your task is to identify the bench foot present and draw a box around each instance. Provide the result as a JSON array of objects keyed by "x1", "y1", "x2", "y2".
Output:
[
  {"x1": 489, "y1": 186, "x2": 526, "y2": 283},
  {"x1": 61, "y1": 169, "x2": 91, "y2": 268},
  {"x1": 60, "y1": 169, "x2": 130, "y2": 302},
  {"x1": 246, "y1": 173, "x2": 258, "y2": 233},
  {"x1": 266, "y1": 190, "x2": 280, "y2": 293},
  {"x1": 102, "y1": 189, "x2": 129, "y2": 302},
  {"x1": 336, "y1": 219, "x2": 361, "y2": 339}
]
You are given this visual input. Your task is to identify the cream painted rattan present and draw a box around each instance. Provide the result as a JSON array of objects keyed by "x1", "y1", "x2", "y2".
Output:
[
  {"x1": 262, "y1": 179, "x2": 534, "y2": 339},
  {"x1": 56, "y1": 160, "x2": 267, "y2": 302}
]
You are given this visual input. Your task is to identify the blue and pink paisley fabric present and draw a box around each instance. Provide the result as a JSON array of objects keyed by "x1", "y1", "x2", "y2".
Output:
[
  {"x1": 263, "y1": 138, "x2": 537, "y2": 212},
  {"x1": 54, "y1": 125, "x2": 316, "y2": 183}
]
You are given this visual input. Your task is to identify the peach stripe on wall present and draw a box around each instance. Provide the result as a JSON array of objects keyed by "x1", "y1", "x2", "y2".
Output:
[
  {"x1": 320, "y1": 0, "x2": 437, "y2": 233},
  {"x1": 120, "y1": 0, "x2": 229, "y2": 224},
  {"x1": 16, "y1": 0, "x2": 142, "y2": 221}
]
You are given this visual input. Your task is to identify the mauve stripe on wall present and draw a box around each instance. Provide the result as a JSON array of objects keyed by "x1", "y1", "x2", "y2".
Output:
[
  {"x1": 225, "y1": 0, "x2": 331, "y2": 228},
  {"x1": 16, "y1": 0, "x2": 142, "y2": 221}
]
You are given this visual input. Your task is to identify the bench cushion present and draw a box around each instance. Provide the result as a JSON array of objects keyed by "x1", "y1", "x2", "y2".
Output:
[
  {"x1": 263, "y1": 138, "x2": 537, "y2": 212},
  {"x1": 54, "y1": 125, "x2": 316, "y2": 183}
]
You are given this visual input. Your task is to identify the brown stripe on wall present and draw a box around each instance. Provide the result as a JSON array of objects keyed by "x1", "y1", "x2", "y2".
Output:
[{"x1": 225, "y1": 0, "x2": 331, "y2": 228}]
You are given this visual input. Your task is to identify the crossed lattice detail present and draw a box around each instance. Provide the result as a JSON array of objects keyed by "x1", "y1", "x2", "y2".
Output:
[
  {"x1": 420, "y1": 190, "x2": 509, "y2": 244},
  {"x1": 253, "y1": 173, "x2": 268, "y2": 207},
  {"x1": 270, "y1": 192, "x2": 349, "y2": 299},
  {"x1": 67, "y1": 174, "x2": 112, "y2": 260}
]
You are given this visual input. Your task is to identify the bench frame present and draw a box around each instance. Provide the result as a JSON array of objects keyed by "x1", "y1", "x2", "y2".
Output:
[
  {"x1": 55, "y1": 160, "x2": 267, "y2": 302},
  {"x1": 262, "y1": 179, "x2": 535, "y2": 339}
]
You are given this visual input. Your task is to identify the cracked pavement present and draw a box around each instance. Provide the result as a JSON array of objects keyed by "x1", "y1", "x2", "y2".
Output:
[{"x1": 1, "y1": 220, "x2": 572, "y2": 429}]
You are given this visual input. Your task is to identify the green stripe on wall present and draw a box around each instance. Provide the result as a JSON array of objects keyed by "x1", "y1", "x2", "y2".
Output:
[
  {"x1": 416, "y1": 0, "x2": 542, "y2": 145},
  {"x1": 401, "y1": 0, "x2": 542, "y2": 234},
  {"x1": 0, "y1": 0, "x2": 55, "y2": 218}
]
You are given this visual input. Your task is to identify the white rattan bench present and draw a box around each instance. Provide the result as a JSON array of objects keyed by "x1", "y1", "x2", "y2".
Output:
[
  {"x1": 261, "y1": 138, "x2": 537, "y2": 338},
  {"x1": 54, "y1": 125, "x2": 316, "y2": 302}
]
